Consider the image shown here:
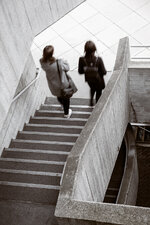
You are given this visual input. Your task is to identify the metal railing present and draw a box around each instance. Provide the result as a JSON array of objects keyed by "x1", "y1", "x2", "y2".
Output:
[
  {"x1": 12, "y1": 68, "x2": 41, "y2": 103},
  {"x1": 131, "y1": 45, "x2": 150, "y2": 60}
]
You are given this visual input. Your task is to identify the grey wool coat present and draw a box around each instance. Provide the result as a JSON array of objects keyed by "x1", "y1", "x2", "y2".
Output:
[{"x1": 40, "y1": 58, "x2": 70, "y2": 97}]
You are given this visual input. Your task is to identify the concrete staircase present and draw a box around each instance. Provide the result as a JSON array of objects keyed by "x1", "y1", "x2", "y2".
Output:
[{"x1": 0, "y1": 97, "x2": 93, "y2": 205}]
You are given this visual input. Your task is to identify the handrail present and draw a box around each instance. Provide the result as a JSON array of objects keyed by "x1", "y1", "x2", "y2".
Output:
[
  {"x1": 130, "y1": 45, "x2": 150, "y2": 60},
  {"x1": 131, "y1": 45, "x2": 150, "y2": 48},
  {"x1": 12, "y1": 68, "x2": 41, "y2": 103}
]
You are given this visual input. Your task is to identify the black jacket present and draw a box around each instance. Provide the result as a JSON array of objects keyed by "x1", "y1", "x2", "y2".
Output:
[
  {"x1": 78, "y1": 56, "x2": 106, "y2": 76},
  {"x1": 78, "y1": 56, "x2": 107, "y2": 89}
]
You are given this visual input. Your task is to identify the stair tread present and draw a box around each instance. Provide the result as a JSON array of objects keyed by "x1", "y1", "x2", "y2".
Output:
[
  {"x1": 136, "y1": 142, "x2": 150, "y2": 147},
  {"x1": 25, "y1": 123, "x2": 84, "y2": 128},
  {"x1": 12, "y1": 139, "x2": 74, "y2": 146},
  {"x1": 42, "y1": 104, "x2": 93, "y2": 109},
  {"x1": 31, "y1": 116, "x2": 88, "y2": 121},
  {"x1": 105, "y1": 194, "x2": 116, "y2": 198},
  {"x1": 0, "y1": 181, "x2": 60, "y2": 189},
  {"x1": 37, "y1": 110, "x2": 91, "y2": 115},
  {"x1": 0, "y1": 158, "x2": 65, "y2": 165},
  {"x1": 18, "y1": 131, "x2": 79, "y2": 137},
  {"x1": 4, "y1": 148, "x2": 69, "y2": 155},
  {"x1": 45, "y1": 97, "x2": 91, "y2": 105},
  {"x1": 0, "y1": 168, "x2": 62, "y2": 176}
]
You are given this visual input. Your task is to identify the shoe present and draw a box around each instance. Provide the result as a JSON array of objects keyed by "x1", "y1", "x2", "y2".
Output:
[{"x1": 64, "y1": 109, "x2": 72, "y2": 119}]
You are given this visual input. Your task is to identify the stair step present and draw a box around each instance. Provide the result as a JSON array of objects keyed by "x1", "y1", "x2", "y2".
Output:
[
  {"x1": 0, "y1": 168, "x2": 61, "y2": 185},
  {"x1": 17, "y1": 131, "x2": 79, "y2": 142},
  {"x1": 136, "y1": 143, "x2": 150, "y2": 147},
  {"x1": 30, "y1": 116, "x2": 87, "y2": 126},
  {"x1": 10, "y1": 139, "x2": 74, "y2": 151},
  {"x1": 3, "y1": 148, "x2": 69, "y2": 161},
  {"x1": 41, "y1": 104, "x2": 93, "y2": 112},
  {"x1": 0, "y1": 181, "x2": 59, "y2": 204},
  {"x1": 0, "y1": 158, "x2": 65, "y2": 173},
  {"x1": 45, "y1": 97, "x2": 90, "y2": 106},
  {"x1": 35, "y1": 110, "x2": 91, "y2": 119},
  {"x1": 105, "y1": 187, "x2": 119, "y2": 196},
  {"x1": 104, "y1": 194, "x2": 116, "y2": 203},
  {"x1": 24, "y1": 124, "x2": 83, "y2": 134}
]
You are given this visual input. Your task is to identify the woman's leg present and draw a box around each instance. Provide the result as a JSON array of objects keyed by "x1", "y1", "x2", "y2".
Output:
[
  {"x1": 95, "y1": 88, "x2": 102, "y2": 103},
  {"x1": 57, "y1": 97, "x2": 70, "y2": 115},
  {"x1": 88, "y1": 82, "x2": 96, "y2": 106}
]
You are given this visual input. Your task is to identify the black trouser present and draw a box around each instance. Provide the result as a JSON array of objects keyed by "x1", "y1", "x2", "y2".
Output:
[
  {"x1": 57, "y1": 97, "x2": 70, "y2": 115},
  {"x1": 87, "y1": 81, "x2": 102, "y2": 103}
]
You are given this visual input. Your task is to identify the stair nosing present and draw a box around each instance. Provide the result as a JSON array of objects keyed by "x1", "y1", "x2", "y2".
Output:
[
  {"x1": 12, "y1": 139, "x2": 74, "y2": 146},
  {"x1": 0, "y1": 168, "x2": 62, "y2": 177},
  {"x1": 25, "y1": 123, "x2": 84, "y2": 129},
  {"x1": 4, "y1": 148, "x2": 70, "y2": 155},
  {"x1": 0, "y1": 158, "x2": 65, "y2": 165},
  {"x1": 18, "y1": 131, "x2": 79, "y2": 137},
  {"x1": 37, "y1": 110, "x2": 91, "y2": 115},
  {"x1": 42, "y1": 104, "x2": 93, "y2": 109},
  {"x1": 136, "y1": 143, "x2": 150, "y2": 147},
  {"x1": 0, "y1": 181, "x2": 60, "y2": 190},
  {"x1": 31, "y1": 116, "x2": 88, "y2": 121},
  {"x1": 105, "y1": 194, "x2": 116, "y2": 198}
]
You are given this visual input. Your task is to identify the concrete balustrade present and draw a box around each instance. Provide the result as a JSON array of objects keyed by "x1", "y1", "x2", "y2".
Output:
[{"x1": 55, "y1": 37, "x2": 150, "y2": 224}]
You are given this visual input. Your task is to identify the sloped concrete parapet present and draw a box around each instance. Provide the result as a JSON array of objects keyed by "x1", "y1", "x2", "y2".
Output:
[{"x1": 56, "y1": 198, "x2": 150, "y2": 225}]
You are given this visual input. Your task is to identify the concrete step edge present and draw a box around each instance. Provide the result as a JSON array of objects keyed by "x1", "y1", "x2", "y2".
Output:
[
  {"x1": 25, "y1": 123, "x2": 84, "y2": 129},
  {"x1": 18, "y1": 131, "x2": 79, "y2": 137},
  {"x1": 37, "y1": 110, "x2": 91, "y2": 115},
  {"x1": 0, "y1": 158, "x2": 65, "y2": 165},
  {"x1": 136, "y1": 143, "x2": 150, "y2": 147},
  {"x1": 4, "y1": 148, "x2": 69, "y2": 155},
  {"x1": 31, "y1": 116, "x2": 88, "y2": 121},
  {"x1": 105, "y1": 194, "x2": 116, "y2": 199},
  {"x1": 0, "y1": 168, "x2": 62, "y2": 177},
  {"x1": 42, "y1": 104, "x2": 93, "y2": 109},
  {"x1": 0, "y1": 181, "x2": 60, "y2": 190},
  {"x1": 12, "y1": 139, "x2": 74, "y2": 146}
]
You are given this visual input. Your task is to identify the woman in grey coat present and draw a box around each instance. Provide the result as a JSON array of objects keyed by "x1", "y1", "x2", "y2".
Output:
[{"x1": 40, "y1": 45, "x2": 72, "y2": 118}]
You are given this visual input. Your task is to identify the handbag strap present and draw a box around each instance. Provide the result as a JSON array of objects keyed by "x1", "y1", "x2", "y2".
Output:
[
  {"x1": 84, "y1": 56, "x2": 98, "y2": 67},
  {"x1": 56, "y1": 59, "x2": 69, "y2": 82},
  {"x1": 56, "y1": 59, "x2": 61, "y2": 81}
]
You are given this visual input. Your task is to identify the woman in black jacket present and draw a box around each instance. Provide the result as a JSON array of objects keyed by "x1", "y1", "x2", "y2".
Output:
[{"x1": 78, "y1": 40, "x2": 106, "y2": 106}]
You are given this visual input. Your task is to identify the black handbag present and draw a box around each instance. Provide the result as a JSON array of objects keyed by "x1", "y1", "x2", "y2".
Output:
[{"x1": 56, "y1": 60, "x2": 77, "y2": 98}]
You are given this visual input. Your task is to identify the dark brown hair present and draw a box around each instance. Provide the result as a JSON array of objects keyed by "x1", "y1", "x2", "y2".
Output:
[
  {"x1": 84, "y1": 40, "x2": 97, "y2": 56},
  {"x1": 42, "y1": 45, "x2": 55, "y2": 63}
]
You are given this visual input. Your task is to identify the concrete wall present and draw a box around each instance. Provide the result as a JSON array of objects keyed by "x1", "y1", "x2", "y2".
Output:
[
  {"x1": 0, "y1": 55, "x2": 50, "y2": 154},
  {"x1": 0, "y1": 0, "x2": 85, "y2": 152},
  {"x1": 129, "y1": 62, "x2": 150, "y2": 123},
  {"x1": 54, "y1": 38, "x2": 149, "y2": 225}
]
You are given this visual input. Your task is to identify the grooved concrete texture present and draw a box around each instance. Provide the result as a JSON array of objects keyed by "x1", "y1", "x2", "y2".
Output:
[{"x1": 0, "y1": 201, "x2": 58, "y2": 225}]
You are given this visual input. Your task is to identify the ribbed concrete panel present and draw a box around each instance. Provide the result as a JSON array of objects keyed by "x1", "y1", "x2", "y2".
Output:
[{"x1": 23, "y1": 0, "x2": 52, "y2": 35}]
